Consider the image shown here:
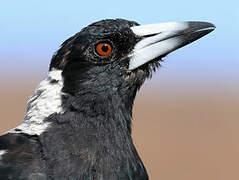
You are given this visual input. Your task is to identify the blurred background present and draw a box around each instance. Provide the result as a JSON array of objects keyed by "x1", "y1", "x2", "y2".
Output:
[{"x1": 0, "y1": 1, "x2": 238, "y2": 179}]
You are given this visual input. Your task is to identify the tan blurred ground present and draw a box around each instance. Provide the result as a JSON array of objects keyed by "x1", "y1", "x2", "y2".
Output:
[{"x1": 0, "y1": 76, "x2": 238, "y2": 180}]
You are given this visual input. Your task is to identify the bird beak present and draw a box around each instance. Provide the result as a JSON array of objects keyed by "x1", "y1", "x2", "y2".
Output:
[{"x1": 128, "y1": 21, "x2": 216, "y2": 70}]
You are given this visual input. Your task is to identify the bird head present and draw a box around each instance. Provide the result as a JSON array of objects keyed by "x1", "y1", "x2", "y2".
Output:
[{"x1": 50, "y1": 19, "x2": 215, "y2": 96}]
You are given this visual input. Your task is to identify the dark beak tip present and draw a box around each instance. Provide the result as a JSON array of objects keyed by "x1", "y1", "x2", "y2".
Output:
[
  {"x1": 204, "y1": 22, "x2": 216, "y2": 28},
  {"x1": 211, "y1": 23, "x2": 216, "y2": 29},
  {"x1": 188, "y1": 21, "x2": 216, "y2": 32},
  {"x1": 207, "y1": 22, "x2": 216, "y2": 31}
]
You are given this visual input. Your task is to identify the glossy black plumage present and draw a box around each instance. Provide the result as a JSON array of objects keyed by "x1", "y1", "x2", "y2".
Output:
[
  {"x1": 0, "y1": 19, "x2": 149, "y2": 180},
  {"x1": 0, "y1": 19, "x2": 215, "y2": 180}
]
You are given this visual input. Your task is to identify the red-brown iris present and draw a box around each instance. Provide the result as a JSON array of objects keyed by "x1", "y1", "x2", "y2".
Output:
[{"x1": 96, "y1": 42, "x2": 112, "y2": 57}]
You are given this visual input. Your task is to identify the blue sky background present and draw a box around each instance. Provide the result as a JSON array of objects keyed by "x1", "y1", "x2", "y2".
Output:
[{"x1": 0, "y1": 0, "x2": 238, "y2": 87}]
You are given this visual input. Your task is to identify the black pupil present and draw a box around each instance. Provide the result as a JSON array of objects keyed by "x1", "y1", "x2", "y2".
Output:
[{"x1": 101, "y1": 44, "x2": 109, "y2": 52}]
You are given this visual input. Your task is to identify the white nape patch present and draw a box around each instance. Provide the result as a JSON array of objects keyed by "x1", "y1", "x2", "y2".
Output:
[
  {"x1": 9, "y1": 69, "x2": 64, "y2": 135},
  {"x1": 0, "y1": 150, "x2": 7, "y2": 160},
  {"x1": 131, "y1": 22, "x2": 188, "y2": 37},
  {"x1": 129, "y1": 37, "x2": 182, "y2": 70}
]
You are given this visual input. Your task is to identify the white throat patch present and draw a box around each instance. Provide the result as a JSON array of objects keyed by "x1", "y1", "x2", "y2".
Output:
[{"x1": 9, "y1": 69, "x2": 64, "y2": 135}]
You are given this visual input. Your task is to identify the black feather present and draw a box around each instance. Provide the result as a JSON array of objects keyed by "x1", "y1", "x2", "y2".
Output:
[{"x1": 0, "y1": 19, "x2": 152, "y2": 180}]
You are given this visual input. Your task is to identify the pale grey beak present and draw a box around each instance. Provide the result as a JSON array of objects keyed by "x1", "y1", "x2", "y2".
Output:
[{"x1": 128, "y1": 21, "x2": 216, "y2": 70}]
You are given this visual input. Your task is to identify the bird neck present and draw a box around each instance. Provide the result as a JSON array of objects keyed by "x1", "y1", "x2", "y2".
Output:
[
  {"x1": 20, "y1": 69, "x2": 148, "y2": 179},
  {"x1": 62, "y1": 86, "x2": 136, "y2": 134},
  {"x1": 49, "y1": 86, "x2": 148, "y2": 179},
  {"x1": 61, "y1": 65, "x2": 140, "y2": 134}
]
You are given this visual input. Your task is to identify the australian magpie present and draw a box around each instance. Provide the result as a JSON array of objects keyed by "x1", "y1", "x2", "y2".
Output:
[{"x1": 0, "y1": 19, "x2": 215, "y2": 180}]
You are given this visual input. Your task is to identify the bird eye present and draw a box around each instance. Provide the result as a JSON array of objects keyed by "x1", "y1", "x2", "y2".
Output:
[{"x1": 95, "y1": 42, "x2": 113, "y2": 57}]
